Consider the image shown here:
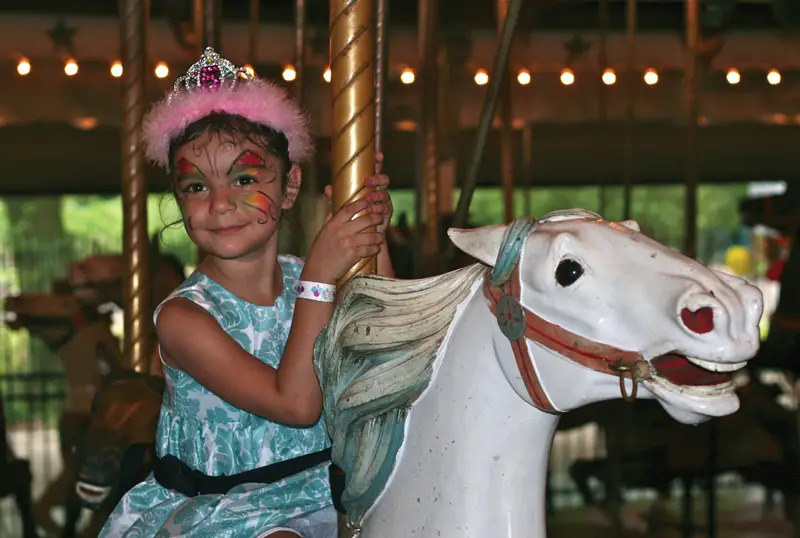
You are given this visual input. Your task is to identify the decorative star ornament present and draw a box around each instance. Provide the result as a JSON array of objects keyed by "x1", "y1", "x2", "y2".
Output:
[
  {"x1": 564, "y1": 33, "x2": 591, "y2": 61},
  {"x1": 47, "y1": 19, "x2": 78, "y2": 55}
]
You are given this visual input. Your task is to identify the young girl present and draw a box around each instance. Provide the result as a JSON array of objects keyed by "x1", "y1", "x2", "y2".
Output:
[{"x1": 101, "y1": 48, "x2": 394, "y2": 537}]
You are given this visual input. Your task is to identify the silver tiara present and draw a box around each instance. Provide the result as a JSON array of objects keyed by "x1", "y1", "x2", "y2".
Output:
[{"x1": 171, "y1": 47, "x2": 252, "y2": 96}]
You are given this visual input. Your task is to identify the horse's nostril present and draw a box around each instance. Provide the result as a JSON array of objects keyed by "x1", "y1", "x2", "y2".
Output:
[{"x1": 681, "y1": 307, "x2": 714, "y2": 334}]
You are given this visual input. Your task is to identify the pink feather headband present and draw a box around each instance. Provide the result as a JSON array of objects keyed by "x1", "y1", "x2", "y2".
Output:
[{"x1": 142, "y1": 47, "x2": 313, "y2": 169}]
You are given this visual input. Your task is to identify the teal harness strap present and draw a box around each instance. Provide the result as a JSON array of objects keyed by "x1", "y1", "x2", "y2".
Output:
[{"x1": 489, "y1": 217, "x2": 537, "y2": 287}]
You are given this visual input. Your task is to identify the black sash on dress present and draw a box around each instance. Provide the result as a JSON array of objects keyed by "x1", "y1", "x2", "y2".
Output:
[{"x1": 153, "y1": 448, "x2": 331, "y2": 498}]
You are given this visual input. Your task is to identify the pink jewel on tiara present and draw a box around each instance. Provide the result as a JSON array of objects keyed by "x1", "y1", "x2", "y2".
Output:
[{"x1": 171, "y1": 47, "x2": 251, "y2": 98}]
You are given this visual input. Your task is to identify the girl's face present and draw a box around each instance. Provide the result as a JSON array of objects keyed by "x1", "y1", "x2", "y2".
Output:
[{"x1": 172, "y1": 130, "x2": 300, "y2": 260}]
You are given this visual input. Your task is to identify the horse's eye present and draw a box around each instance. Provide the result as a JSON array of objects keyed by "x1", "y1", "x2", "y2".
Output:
[{"x1": 556, "y1": 259, "x2": 584, "y2": 287}]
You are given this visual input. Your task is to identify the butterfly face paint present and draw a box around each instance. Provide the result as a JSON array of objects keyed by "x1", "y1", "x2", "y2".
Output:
[
  {"x1": 241, "y1": 191, "x2": 278, "y2": 224},
  {"x1": 233, "y1": 150, "x2": 266, "y2": 168},
  {"x1": 176, "y1": 157, "x2": 197, "y2": 176}
]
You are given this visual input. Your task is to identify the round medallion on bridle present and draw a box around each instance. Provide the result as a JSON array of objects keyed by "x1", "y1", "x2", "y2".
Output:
[{"x1": 496, "y1": 295, "x2": 525, "y2": 340}]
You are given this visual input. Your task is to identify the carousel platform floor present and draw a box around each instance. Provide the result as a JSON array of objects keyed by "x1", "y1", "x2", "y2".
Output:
[{"x1": 547, "y1": 490, "x2": 794, "y2": 538}]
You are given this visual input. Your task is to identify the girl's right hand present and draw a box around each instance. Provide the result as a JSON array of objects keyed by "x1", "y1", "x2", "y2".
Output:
[{"x1": 303, "y1": 196, "x2": 386, "y2": 283}]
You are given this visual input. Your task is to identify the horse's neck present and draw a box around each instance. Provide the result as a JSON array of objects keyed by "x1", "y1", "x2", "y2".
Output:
[
  {"x1": 60, "y1": 322, "x2": 117, "y2": 413},
  {"x1": 363, "y1": 289, "x2": 559, "y2": 538}
]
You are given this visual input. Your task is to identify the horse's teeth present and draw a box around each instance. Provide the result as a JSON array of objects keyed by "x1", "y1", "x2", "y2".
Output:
[
  {"x1": 687, "y1": 357, "x2": 747, "y2": 373},
  {"x1": 75, "y1": 482, "x2": 111, "y2": 502}
]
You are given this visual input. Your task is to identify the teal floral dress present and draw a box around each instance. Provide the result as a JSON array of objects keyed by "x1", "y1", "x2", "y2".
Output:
[{"x1": 101, "y1": 255, "x2": 336, "y2": 537}]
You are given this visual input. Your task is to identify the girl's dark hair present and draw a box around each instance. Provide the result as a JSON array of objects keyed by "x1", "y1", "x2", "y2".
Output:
[{"x1": 167, "y1": 112, "x2": 292, "y2": 182}]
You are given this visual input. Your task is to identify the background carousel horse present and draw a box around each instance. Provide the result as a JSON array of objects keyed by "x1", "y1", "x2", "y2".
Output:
[
  {"x1": 58, "y1": 244, "x2": 182, "y2": 537},
  {"x1": 61, "y1": 341, "x2": 163, "y2": 538},
  {"x1": 2, "y1": 238, "x2": 184, "y2": 535},
  {"x1": 4, "y1": 290, "x2": 119, "y2": 536},
  {"x1": 315, "y1": 209, "x2": 763, "y2": 538}
]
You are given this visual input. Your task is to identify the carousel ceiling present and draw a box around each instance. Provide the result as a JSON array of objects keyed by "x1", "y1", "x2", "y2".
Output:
[
  {"x1": 0, "y1": 121, "x2": 798, "y2": 195},
  {"x1": 0, "y1": 0, "x2": 796, "y2": 31}
]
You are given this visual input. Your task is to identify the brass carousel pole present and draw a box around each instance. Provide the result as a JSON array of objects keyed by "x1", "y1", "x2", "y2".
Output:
[
  {"x1": 496, "y1": 0, "x2": 515, "y2": 224},
  {"x1": 294, "y1": 0, "x2": 306, "y2": 125},
  {"x1": 521, "y1": 122, "x2": 532, "y2": 217},
  {"x1": 622, "y1": 0, "x2": 637, "y2": 220},
  {"x1": 330, "y1": 0, "x2": 377, "y2": 283},
  {"x1": 450, "y1": 0, "x2": 522, "y2": 234},
  {"x1": 120, "y1": 0, "x2": 150, "y2": 373},
  {"x1": 597, "y1": 0, "x2": 609, "y2": 216},
  {"x1": 684, "y1": 0, "x2": 699, "y2": 258},
  {"x1": 287, "y1": 0, "x2": 308, "y2": 256},
  {"x1": 248, "y1": 0, "x2": 259, "y2": 65},
  {"x1": 682, "y1": 2, "x2": 700, "y2": 534},
  {"x1": 193, "y1": 0, "x2": 204, "y2": 55},
  {"x1": 204, "y1": 0, "x2": 221, "y2": 50},
  {"x1": 375, "y1": 0, "x2": 389, "y2": 155},
  {"x1": 419, "y1": 0, "x2": 440, "y2": 270}
]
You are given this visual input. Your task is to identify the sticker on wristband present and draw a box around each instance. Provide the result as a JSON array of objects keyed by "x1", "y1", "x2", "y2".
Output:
[{"x1": 295, "y1": 280, "x2": 336, "y2": 303}]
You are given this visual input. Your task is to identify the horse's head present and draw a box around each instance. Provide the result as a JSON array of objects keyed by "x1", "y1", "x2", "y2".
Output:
[
  {"x1": 68, "y1": 237, "x2": 185, "y2": 308},
  {"x1": 74, "y1": 343, "x2": 163, "y2": 508},
  {"x1": 449, "y1": 210, "x2": 763, "y2": 425}
]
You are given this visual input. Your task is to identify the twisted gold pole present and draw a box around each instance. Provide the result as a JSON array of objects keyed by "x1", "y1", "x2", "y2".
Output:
[
  {"x1": 120, "y1": 0, "x2": 151, "y2": 373},
  {"x1": 330, "y1": 0, "x2": 377, "y2": 284},
  {"x1": 419, "y1": 0, "x2": 440, "y2": 266},
  {"x1": 684, "y1": 0, "x2": 699, "y2": 259},
  {"x1": 496, "y1": 0, "x2": 514, "y2": 224}
]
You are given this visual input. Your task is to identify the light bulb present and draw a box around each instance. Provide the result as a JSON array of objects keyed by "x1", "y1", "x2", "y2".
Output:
[
  {"x1": 17, "y1": 58, "x2": 31, "y2": 76},
  {"x1": 282, "y1": 65, "x2": 297, "y2": 82},
  {"x1": 400, "y1": 68, "x2": 415, "y2": 85},
  {"x1": 643, "y1": 68, "x2": 658, "y2": 85},
  {"x1": 64, "y1": 59, "x2": 79, "y2": 76},
  {"x1": 154, "y1": 62, "x2": 169, "y2": 79}
]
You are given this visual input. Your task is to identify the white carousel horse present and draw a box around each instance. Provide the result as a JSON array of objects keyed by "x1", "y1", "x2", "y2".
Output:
[{"x1": 315, "y1": 209, "x2": 764, "y2": 538}]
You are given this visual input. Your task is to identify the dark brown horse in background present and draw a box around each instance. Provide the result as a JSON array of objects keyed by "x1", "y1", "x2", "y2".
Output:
[
  {"x1": 60, "y1": 342, "x2": 163, "y2": 538},
  {"x1": 3, "y1": 239, "x2": 184, "y2": 537}
]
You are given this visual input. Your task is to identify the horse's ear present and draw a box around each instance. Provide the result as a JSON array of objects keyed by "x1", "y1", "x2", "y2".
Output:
[
  {"x1": 447, "y1": 224, "x2": 507, "y2": 267},
  {"x1": 618, "y1": 219, "x2": 641, "y2": 232},
  {"x1": 96, "y1": 342, "x2": 122, "y2": 379}
]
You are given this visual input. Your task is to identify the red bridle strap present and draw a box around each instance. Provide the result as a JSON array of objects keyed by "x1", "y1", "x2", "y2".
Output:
[{"x1": 483, "y1": 268, "x2": 647, "y2": 411}]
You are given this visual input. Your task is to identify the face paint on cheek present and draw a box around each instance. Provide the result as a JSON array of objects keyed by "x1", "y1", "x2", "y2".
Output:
[{"x1": 241, "y1": 191, "x2": 278, "y2": 224}]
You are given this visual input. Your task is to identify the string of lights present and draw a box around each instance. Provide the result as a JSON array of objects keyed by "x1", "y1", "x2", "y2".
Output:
[{"x1": 11, "y1": 57, "x2": 788, "y2": 87}]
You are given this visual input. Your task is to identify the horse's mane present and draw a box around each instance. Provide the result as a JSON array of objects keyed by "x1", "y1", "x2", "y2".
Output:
[{"x1": 314, "y1": 263, "x2": 487, "y2": 524}]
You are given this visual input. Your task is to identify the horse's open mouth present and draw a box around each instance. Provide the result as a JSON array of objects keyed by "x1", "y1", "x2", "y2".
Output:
[
  {"x1": 649, "y1": 353, "x2": 745, "y2": 389},
  {"x1": 75, "y1": 480, "x2": 112, "y2": 506}
]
